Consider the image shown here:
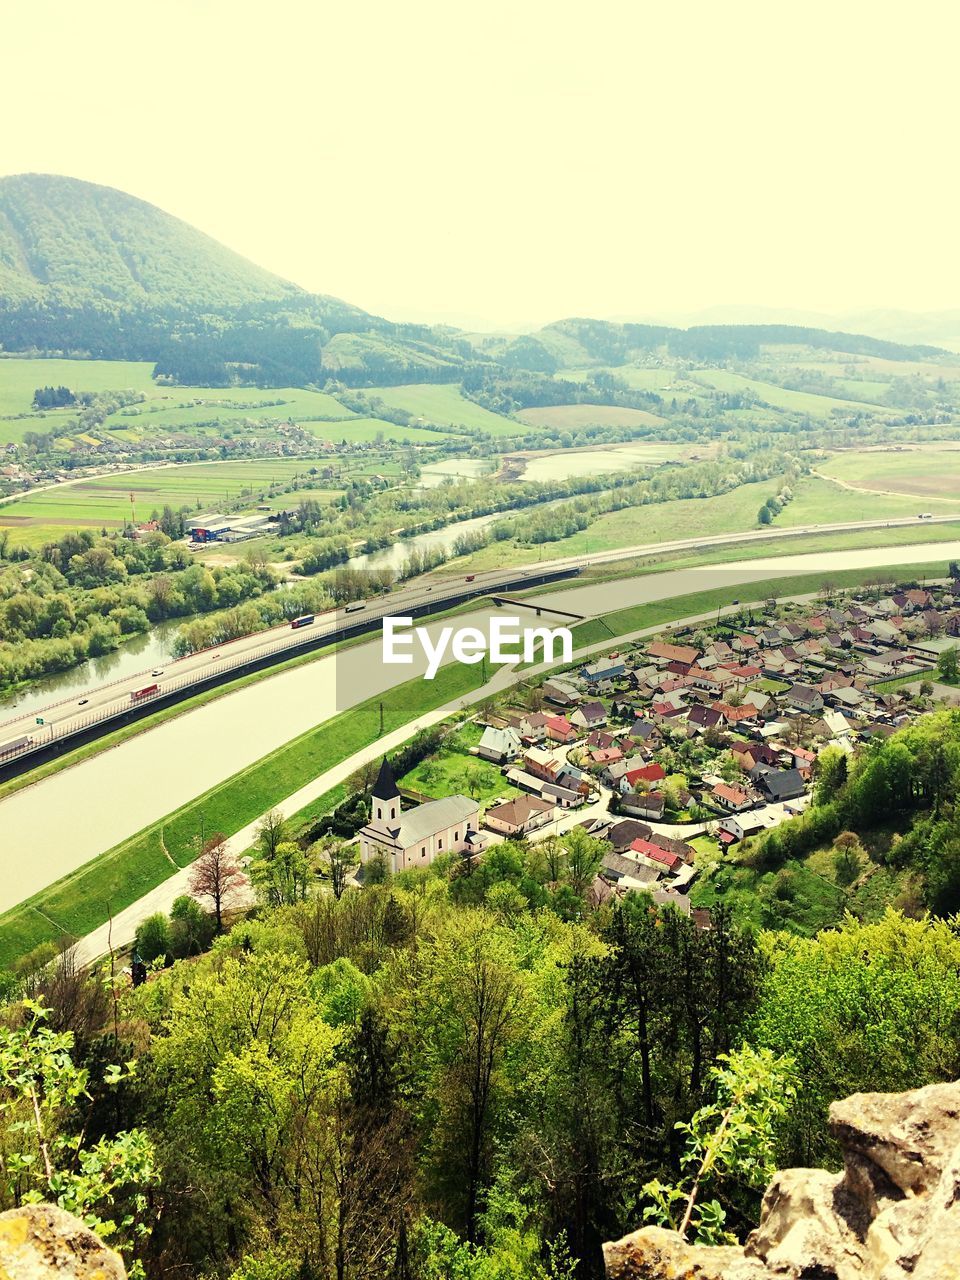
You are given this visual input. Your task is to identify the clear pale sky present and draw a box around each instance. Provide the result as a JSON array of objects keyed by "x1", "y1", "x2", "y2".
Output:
[{"x1": 3, "y1": 0, "x2": 958, "y2": 328}]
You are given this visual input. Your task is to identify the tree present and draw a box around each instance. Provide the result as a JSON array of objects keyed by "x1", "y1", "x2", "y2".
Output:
[
  {"x1": 757, "y1": 505, "x2": 772, "y2": 526},
  {"x1": 563, "y1": 827, "x2": 605, "y2": 896},
  {"x1": 134, "y1": 913, "x2": 171, "y2": 964},
  {"x1": 312, "y1": 835, "x2": 354, "y2": 901},
  {"x1": 938, "y1": 646, "x2": 959, "y2": 685},
  {"x1": 641, "y1": 1046, "x2": 796, "y2": 1244},
  {"x1": 169, "y1": 895, "x2": 215, "y2": 956},
  {"x1": 256, "y1": 809, "x2": 290, "y2": 859},
  {"x1": 0, "y1": 1003, "x2": 157, "y2": 1265},
  {"x1": 252, "y1": 840, "x2": 310, "y2": 907},
  {"x1": 189, "y1": 833, "x2": 246, "y2": 932}
]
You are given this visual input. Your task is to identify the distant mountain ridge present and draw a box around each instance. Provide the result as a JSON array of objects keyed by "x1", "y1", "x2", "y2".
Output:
[{"x1": 0, "y1": 173, "x2": 950, "y2": 386}]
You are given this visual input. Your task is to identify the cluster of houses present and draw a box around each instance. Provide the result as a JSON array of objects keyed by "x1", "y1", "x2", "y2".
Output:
[{"x1": 358, "y1": 581, "x2": 958, "y2": 915}]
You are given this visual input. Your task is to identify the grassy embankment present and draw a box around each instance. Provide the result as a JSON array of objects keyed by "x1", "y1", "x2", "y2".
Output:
[
  {"x1": 2, "y1": 555, "x2": 953, "y2": 968},
  {"x1": 0, "y1": 659, "x2": 489, "y2": 968}
]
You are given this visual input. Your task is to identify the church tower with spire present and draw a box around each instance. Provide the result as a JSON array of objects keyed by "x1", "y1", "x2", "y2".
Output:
[{"x1": 371, "y1": 756, "x2": 400, "y2": 828}]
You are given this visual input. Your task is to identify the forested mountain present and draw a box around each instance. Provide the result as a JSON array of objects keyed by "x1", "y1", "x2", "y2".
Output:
[
  {"x1": 0, "y1": 173, "x2": 309, "y2": 309},
  {"x1": 0, "y1": 174, "x2": 443, "y2": 385},
  {"x1": 0, "y1": 174, "x2": 948, "y2": 388}
]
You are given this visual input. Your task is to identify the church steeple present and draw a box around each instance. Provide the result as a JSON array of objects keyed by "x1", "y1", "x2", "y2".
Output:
[{"x1": 371, "y1": 756, "x2": 400, "y2": 825}]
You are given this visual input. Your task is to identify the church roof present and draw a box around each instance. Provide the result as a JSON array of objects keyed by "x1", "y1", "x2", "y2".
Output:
[{"x1": 372, "y1": 756, "x2": 398, "y2": 801}]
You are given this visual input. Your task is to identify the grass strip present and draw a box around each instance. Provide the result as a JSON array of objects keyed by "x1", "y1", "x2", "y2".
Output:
[
  {"x1": 0, "y1": 660, "x2": 484, "y2": 968},
  {"x1": 1, "y1": 556, "x2": 952, "y2": 968}
]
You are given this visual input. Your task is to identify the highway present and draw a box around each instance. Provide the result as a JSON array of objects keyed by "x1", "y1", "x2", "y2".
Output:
[
  {"x1": 1, "y1": 510, "x2": 957, "y2": 767},
  {"x1": 0, "y1": 532, "x2": 958, "y2": 913}
]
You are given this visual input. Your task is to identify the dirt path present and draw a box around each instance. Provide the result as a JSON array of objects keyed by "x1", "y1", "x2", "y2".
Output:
[{"x1": 812, "y1": 468, "x2": 958, "y2": 505}]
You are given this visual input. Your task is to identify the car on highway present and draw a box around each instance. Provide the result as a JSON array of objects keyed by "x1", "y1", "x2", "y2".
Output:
[
  {"x1": 151, "y1": 668, "x2": 164, "y2": 677},
  {"x1": 78, "y1": 698, "x2": 88, "y2": 706}
]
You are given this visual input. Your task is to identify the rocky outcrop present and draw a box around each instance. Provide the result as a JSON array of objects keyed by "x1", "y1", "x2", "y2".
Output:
[
  {"x1": 603, "y1": 1079, "x2": 960, "y2": 1280},
  {"x1": 0, "y1": 1204, "x2": 125, "y2": 1279}
]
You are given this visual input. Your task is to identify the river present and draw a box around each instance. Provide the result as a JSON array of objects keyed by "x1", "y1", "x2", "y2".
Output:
[{"x1": 1, "y1": 539, "x2": 957, "y2": 913}]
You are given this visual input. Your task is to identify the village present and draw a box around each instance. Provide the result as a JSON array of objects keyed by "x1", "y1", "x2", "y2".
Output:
[{"x1": 356, "y1": 577, "x2": 960, "y2": 917}]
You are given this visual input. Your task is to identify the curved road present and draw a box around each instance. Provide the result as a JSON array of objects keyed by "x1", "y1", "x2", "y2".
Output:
[
  {"x1": 1, "y1": 533, "x2": 959, "y2": 914},
  {"x1": 2, "y1": 510, "x2": 957, "y2": 750}
]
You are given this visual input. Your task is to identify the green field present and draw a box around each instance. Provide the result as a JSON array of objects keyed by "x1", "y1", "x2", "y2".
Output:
[
  {"x1": 817, "y1": 448, "x2": 960, "y2": 502},
  {"x1": 777, "y1": 474, "x2": 947, "y2": 525},
  {"x1": 514, "y1": 404, "x2": 664, "y2": 429},
  {"x1": 447, "y1": 475, "x2": 789, "y2": 570},
  {"x1": 0, "y1": 357, "x2": 157, "y2": 417},
  {"x1": 366, "y1": 383, "x2": 519, "y2": 434},
  {"x1": 0, "y1": 458, "x2": 345, "y2": 541},
  {"x1": 689, "y1": 369, "x2": 894, "y2": 416}
]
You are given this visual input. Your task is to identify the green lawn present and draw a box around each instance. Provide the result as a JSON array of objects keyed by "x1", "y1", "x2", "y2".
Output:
[
  {"x1": 401, "y1": 725, "x2": 521, "y2": 811},
  {"x1": 366, "y1": 383, "x2": 519, "y2": 435}
]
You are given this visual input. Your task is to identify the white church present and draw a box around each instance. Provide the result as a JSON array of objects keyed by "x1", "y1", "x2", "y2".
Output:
[{"x1": 358, "y1": 757, "x2": 480, "y2": 875}]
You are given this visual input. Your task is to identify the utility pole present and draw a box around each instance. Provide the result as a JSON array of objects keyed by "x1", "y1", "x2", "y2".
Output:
[{"x1": 379, "y1": 701, "x2": 384, "y2": 736}]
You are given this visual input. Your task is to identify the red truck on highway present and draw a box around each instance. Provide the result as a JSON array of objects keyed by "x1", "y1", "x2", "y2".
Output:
[{"x1": 130, "y1": 683, "x2": 160, "y2": 703}]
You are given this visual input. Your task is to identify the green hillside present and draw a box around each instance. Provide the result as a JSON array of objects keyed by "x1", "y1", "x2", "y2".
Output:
[{"x1": 0, "y1": 173, "x2": 309, "y2": 310}]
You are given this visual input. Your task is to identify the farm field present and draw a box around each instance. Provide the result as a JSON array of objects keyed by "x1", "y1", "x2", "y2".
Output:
[
  {"x1": 690, "y1": 369, "x2": 893, "y2": 416},
  {"x1": 0, "y1": 458, "x2": 345, "y2": 543},
  {"x1": 0, "y1": 357, "x2": 157, "y2": 416},
  {"x1": 816, "y1": 447, "x2": 960, "y2": 501},
  {"x1": 366, "y1": 383, "x2": 518, "y2": 434},
  {"x1": 298, "y1": 416, "x2": 453, "y2": 444},
  {"x1": 516, "y1": 441, "x2": 692, "y2": 482},
  {"x1": 776, "y1": 474, "x2": 946, "y2": 525},
  {"x1": 514, "y1": 404, "x2": 664, "y2": 429},
  {"x1": 0, "y1": 356, "x2": 369, "y2": 445}
]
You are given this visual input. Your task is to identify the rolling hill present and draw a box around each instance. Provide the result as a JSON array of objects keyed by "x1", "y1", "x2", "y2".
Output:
[
  {"x1": 0, "y1": 175, "x2": 951, "y2": 395},
  {"x1": 0, "y1": 173, "x2": 309, "y2": 310}
]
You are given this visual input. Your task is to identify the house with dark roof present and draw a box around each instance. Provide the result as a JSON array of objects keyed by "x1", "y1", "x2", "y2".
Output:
[
  {"x1": 571, "y1": 700, "x2": 608, "y2": 731},
  {"x1": 756, "y1": 768, "x2": 807, "y2": 803}
]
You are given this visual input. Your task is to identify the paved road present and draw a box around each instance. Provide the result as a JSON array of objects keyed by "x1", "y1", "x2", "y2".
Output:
[
  {"x1": 63, "y1": 589, "x2": 858, "y2": 965},
  {"x1": 3, "y1": 538, "x2": 959, "y2": 917},
  {"x1": 3, "y1": 511, "x2": 957, "y2": 757}
]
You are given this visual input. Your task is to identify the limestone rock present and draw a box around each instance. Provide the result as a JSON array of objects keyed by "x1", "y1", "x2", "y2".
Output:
[
  {"x1": 603, "y1": 1078, "x2": 960, "y2": 1280},
  {"x1": 0, "y1": 1204, "x2": 126, "y2": 1280}
]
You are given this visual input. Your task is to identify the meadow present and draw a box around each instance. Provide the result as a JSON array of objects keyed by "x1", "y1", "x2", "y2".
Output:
[
  {"x1": 816, "y1": 447, "x2": 960, "y2": 501},
  {"x1": 514, "y1": 404, "x2": 664, "y2": 429},
  {"x1": 365, "y1": 383, "x2": 519, "y2": 434},
  {"x1": 689, "y1": 369, "x2": 893, "y2": 416}
]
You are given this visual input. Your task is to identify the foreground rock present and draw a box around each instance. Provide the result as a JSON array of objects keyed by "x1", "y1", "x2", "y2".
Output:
[
  {"x1": 603, "y1": 1078, "x2": 960, "y2": 1280},
  {"x1": 0, "y1": 1204, "x2": 125, "y2": 1279}
]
